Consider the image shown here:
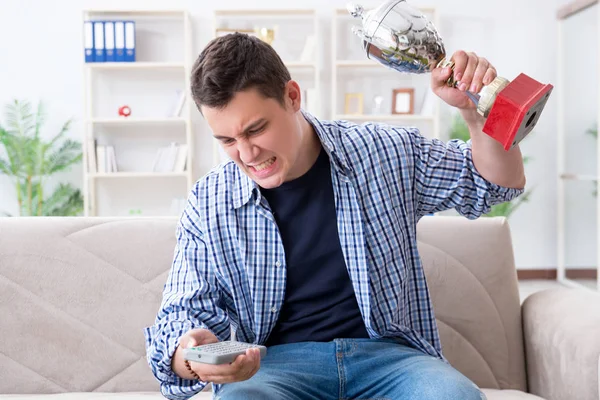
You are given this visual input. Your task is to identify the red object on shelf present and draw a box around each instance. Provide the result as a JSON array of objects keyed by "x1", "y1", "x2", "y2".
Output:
[
  {"x1": 483, "y1": 73, "x2": 553, "y2": 151},
  {"x1": 118, "y1": 105, "x2": 132, "y2": 118}
]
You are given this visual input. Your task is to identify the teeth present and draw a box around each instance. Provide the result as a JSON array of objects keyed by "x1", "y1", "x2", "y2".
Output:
[{"x1": 254, "y1": 157, "x2": 275, "y2": 171}]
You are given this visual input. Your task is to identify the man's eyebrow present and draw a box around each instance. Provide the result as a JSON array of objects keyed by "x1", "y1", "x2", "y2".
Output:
[
  {"x1": 213, "y1": 118, "x2": 267, "y2": 141},
  {"x1": 242, "y1": 118, "x2": 267, "y2": 134}
]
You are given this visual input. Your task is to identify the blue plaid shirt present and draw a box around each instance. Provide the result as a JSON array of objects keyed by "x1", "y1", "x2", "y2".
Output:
[{"x1": 144, "y1": 111, "x2": 523, "y2": 399}]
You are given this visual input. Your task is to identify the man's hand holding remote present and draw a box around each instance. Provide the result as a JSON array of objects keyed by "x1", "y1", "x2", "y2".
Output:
[{"x1": 172, "y1": 328, "x2": 261, "y2": 384}]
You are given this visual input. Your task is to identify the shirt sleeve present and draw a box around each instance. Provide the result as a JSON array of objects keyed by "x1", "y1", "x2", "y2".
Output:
[
  {"x1": 143, "y1": 190, "x2": 231, "y2": 400},
  {"x1": 407, "y1": 128, "x2": 525, "y2": 219}
]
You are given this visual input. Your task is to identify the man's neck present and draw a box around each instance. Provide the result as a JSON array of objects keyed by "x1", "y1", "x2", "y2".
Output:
[{"x1": 285, "y1": 113, "x2": 322, "y2": 182}]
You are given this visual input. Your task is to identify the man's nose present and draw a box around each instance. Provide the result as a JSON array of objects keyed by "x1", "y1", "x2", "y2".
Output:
[{"x1": 238, "y1": 140, "x2": 258, "y2": 164}]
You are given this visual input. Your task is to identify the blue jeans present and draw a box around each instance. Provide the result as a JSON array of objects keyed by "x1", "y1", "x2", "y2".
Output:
[{"x1": 214, "y1": 338, "x2": 486, "y2": 400}]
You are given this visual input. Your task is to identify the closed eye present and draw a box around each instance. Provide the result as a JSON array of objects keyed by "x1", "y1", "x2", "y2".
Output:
[{"x1": 248, "y1": 124, "x2": 267, "y2": 136}]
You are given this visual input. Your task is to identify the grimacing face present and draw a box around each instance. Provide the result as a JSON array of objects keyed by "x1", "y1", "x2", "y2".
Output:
[{"x1": 201, "y1": 81, "x2": 312, "y2": 189}]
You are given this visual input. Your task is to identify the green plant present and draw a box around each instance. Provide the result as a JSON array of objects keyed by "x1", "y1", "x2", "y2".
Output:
[
  {"x1": 448, "y1": 113, "x2": 532, "y2": 219},
  {"x1": 587, "y1": 125, "x2": 597, "y2": 139},
  {"x1": 0, "y1": 99, "x2": 83, "y2": 216}
]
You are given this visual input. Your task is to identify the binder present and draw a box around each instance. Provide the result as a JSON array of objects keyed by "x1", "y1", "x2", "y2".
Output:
[
  {"x1": 124, "y1": 21, "x2": 136, "y2": 62},
  {"x1": 93, "y1": 21, "x2": 105, "y2": 62},
  {"x1": 104, "y1": 21, "x2": 116, "y2": 62},
  {"x1": 114, "y1": 21, "x2": 125, "y2": 62},
  {"x1": 84, "y1": 21, "x2": 94, "y2": 62}
]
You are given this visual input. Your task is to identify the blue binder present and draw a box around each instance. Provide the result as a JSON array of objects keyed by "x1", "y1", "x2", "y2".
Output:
[
  {"x1": 124, "y1": 21, "x2": 136, "y2": 62},
  {"x1": 83, "y1": 21, "x2": 94, "y2": 62},
  {"x1": 104, "y1": 21, "x2": 116, "y2": 62},
  {"x1": 114, "y1": 21, "x2": 126, "y2": 62},
  {"x1": 93, "y1": 21, "x2": 105, "y2": 62}
]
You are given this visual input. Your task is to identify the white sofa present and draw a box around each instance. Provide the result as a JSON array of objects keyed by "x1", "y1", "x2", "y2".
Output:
[{"x1": 0, "y1": 216, "x2": 598, "y2": 400}]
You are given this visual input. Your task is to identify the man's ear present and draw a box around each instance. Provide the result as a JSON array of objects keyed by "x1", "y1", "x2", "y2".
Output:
[{"x1": 285, "y1": 80, "x2": 302, "y2": 112}]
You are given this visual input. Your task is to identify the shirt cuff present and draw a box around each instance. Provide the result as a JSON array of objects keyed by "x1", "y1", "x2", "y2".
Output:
[{"x1": 144, "y1": 321, "x2": 210, "y2": 399}]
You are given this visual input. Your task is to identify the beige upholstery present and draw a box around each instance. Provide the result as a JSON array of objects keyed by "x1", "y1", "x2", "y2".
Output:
[
  {"x1": 418, "y1": 216, "x2": 527, "y2": 391},
  {"x1": 522, "y1": 287, "x2": 600, "y2": 400},
  {"x1": 0, "y1": 216, "x2": 598, "y2": 400}
]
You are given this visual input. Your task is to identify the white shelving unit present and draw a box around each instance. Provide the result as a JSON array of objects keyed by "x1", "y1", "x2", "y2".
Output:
[
  {"x1": 557, "y1": 0, "x2": 600, "y2": 291},
  {"x1": 82, "y1": 9, "x2": 195, "y2": 217},
  {"x1": 211, "y1": 9, "x2": 321, "y2": 164},
  {"x1": 331, "y1": 7, "x2": 441, "y2": 141}
]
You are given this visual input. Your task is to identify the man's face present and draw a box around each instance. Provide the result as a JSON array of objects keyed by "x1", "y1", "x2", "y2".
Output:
[{"x1": 201, "y1": 84, "x2": 305, "y2": 189}]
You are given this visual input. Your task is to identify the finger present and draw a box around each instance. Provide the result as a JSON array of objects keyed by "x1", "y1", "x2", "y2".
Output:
[
  {"x1": 458, "y1": 52, "x2": 478, "y2": 92},
  {"x1": 431, "y1": 66, "x2": 453, "y2": 87},
  {"x1": 198, "y1": 355, "x2": 249, "y2": 384},
  {"x1": 197, "y1": 350, "x2": 261, "y2": 384},
  {"x1": 193, "y1": 354, "x2": 246, "y2": 378},
  {"x1": 249, "y1": 348, "x2": 261, "y2": 376},
  {"x1": 483, "y1": 66, "x2": 497, "y2": 86},
  {"x1": 190, "y1": 329, "x2": 219, "y2": 345},
  {"x1": 200, "y1": 374, "x2": 232, "y2": 384},
  {"x1": 216, "y1": 350, "x2": 257, "y2": 382},
  {"x1": 182, "y1": 336, "x2": 197, "y2": 349},
  {"x1": 450, "y1": 50, "x2": 468, "y2": 85},
  {"x1": 197, "y1": 366, "x2": 238, "y2": 384},
  {"x1": 242, "y1": 348, "x2": 260, "y2": 379},
  {"x1": 470, "y1": 57, "x2": 489, "y2": 93}
]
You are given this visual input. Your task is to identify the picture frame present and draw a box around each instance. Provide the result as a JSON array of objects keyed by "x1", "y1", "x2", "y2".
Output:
[
  {"x1": 344, "y1": 93, "x2": 364, "y2": 115},
  {"x1": 392, "y1": 88, "x2": 415, "y2": 115}
]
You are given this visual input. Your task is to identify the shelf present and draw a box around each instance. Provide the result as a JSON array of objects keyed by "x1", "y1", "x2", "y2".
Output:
[
  {"x1": 560, "y1": 173, "x2": 599, "y2": 181},
  {"x1": 335, "y1": 6, "x2": 435, "y2": 16},
  {"x1": 335, "y1": 114, "x2": 435, "y2": 122},
  {"x1": 83, "y1": 9, "x2": 188, "y2": 17},
  {"x1": 284, "y1": 61, "x2": 316, "y2": 68},
  {"x1": 90, "y1": 117, "x2": 187, "y2": 126},
  {"x1": 90, "y1": 172, "x2": 188, "y2": 179},
  {"x1": 336, "y1": 60, "x2": 382, "y2": 68},
  {"x1": 85, "y1": 62, "x2": 186, "y2": 70},
  {"x1": 215, "y1": 9, "x2": 316, "y2": 17}
]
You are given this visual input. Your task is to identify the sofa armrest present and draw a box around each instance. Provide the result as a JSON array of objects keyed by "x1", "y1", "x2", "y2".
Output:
[{"x1": 522, "y1": 287, "x2": 600, "y2": 400}]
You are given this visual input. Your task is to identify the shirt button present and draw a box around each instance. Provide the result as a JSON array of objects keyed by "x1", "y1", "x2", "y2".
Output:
[
  {"x1": 275, "y1": 260, "x2": 281, "y2": 267},
  {"x1": 271, "y1": 306, "x2": 277, "y2": 313}
]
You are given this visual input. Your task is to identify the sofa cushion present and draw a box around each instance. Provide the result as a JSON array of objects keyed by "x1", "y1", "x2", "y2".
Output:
[
  {"x1": 481, "y1": 389, "x2": 545, "y2": 399},
  {"x1": 418, "y1": 217, "x2": 528, "y2": 391}
]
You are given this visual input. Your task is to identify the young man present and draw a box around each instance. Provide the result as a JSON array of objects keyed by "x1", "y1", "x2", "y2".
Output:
[{"x1": 144, "y1": 33, "x2": 525, "y2": 400}]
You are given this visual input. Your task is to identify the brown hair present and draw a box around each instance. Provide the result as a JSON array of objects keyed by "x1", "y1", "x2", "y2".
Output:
[{"x1": 190, "y1": 32, "x2": 291, "y2": 110}]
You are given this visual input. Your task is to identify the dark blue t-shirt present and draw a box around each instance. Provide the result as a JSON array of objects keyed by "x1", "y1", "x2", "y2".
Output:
[{"x1": 262, "y1": 147, "x2": 369, "y2": 346}]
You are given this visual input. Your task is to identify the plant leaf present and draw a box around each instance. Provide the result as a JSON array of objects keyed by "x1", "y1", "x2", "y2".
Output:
[
  {"x1": 42, "y1": 183, "x2": 84, "y2": 216},
  {"x1": 44, "y1": 139, "x2": 82, "y2": 175},
  {"x1": 47, "y1": 118, "x2": 72, "y2": 149},
  {"x1": 5, "y1": 99, "x2": 35, "y2": 138},
  {"x1": 448, "y1": 113, "x2": 471, "y2": 143},
  {"x1": 0, "y1": 157, "x2": 12, "y2": 175},
  {"x1": 34, "y1": 101, "x2": 46, "y2": 139}
]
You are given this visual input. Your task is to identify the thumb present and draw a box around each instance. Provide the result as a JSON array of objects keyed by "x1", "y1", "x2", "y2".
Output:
[
  {"x1": 431, "y1": 66, "x2": 453, "y2": 87},
  {"x1": 188, "y1": 328, "x2": 219, "y2": 346},
  {"x1": 186, "y1": 337, "x2": 197, "y2": 348}
]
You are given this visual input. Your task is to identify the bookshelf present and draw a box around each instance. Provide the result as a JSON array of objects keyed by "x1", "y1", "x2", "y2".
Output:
[
  {"x1": 331, "y1": 7, "x2": 441, "y2": 141},
  {"x1": 82, "y1": 9, "x2": 195, "y2": 217}
]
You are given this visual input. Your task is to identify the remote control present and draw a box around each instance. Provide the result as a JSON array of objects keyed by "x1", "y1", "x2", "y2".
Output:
[{"x1": 183, "y1": 341, "x2": 267, "y2": 365}]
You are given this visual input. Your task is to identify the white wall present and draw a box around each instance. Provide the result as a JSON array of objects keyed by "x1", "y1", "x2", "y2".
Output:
[{"x1": 0, "y1": 0, "x2": 581, "y2": 269}]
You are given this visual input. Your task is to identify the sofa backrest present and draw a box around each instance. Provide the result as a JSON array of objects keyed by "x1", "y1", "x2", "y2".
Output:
[
  {"x1": 0, "y1": 216, "x2": 526, "y2": 393},
  {"x1": 418, "y1": 216, "x2": 527, "y2": 392},
  {"x1": 0, "y1": 217, "x2": 173, "y2": 393}
]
